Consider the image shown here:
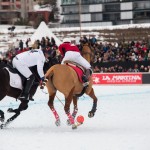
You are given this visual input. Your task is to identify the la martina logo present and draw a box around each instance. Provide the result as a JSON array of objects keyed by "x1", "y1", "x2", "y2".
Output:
[
  {"x1": 102, "y1": 75, "x2": 141, "y2": 80},
  {"x1": 93, "y1": 76, "x2": 100, "y2": 83}
]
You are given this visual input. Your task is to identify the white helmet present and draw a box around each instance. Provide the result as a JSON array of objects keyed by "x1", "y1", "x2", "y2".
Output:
[{"x1": 63, "y1": 38, "x2": 71, "y2": 43}]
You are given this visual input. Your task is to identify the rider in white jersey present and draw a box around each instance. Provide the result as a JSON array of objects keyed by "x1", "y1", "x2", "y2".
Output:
[{"x1": 12, "y1": 49, "x2": 49, "y2": 101}]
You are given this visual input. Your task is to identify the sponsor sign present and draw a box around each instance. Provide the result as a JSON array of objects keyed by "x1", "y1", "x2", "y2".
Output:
[{"x1": 92, "y1": 73, "x2": 142, "y2": 84}]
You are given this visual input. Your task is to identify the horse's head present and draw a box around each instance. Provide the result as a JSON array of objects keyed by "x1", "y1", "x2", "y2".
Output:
[
  {"x1": 0, "y1": 60, "x2": 11, "y2": 69},
  {"x1": 81, "y1": 44, "x2": 94, "y2": 64},
  {"x1": 43, "y1": 50, "x2": 60, "y2": 73}
]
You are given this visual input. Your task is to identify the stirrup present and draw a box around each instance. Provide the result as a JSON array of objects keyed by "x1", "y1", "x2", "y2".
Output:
[
  {"x1": 82, "y1": 75, "x2": 88, "y2": 82},
  {"x1": 83, "y1": 82, "x2": 89, "y2": 87}
]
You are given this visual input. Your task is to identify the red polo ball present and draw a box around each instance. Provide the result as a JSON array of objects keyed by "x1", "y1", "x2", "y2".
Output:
[{"x1": 77, "y1": 115, "x2": 84, "y2": 123}]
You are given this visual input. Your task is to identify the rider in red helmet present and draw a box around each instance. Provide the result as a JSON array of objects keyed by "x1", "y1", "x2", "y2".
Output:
[{"x1": 58, "y1": 38, "x2": 92, "y2": 87}]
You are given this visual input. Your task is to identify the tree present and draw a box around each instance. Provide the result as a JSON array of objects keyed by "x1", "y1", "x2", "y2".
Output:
[{"x1": 42, "y1": 0, "x2": 60, "y2": 22}]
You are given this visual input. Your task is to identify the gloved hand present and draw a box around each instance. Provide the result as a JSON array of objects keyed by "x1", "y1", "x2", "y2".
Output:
[
  {"x1": 40, "y1": 77, "x2": 48, "y2": 89},
  {"x1": 41, "y1": 77, "x2": 45, "y2": 82}
]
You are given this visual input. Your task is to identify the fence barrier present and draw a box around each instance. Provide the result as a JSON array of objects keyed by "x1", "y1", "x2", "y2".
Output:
[{"x1": 92, "y1": 73, "x2": 150, "y2": 85}]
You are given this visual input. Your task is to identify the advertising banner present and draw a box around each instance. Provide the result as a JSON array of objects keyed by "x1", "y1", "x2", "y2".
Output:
[{"x1": 92, "y1": 73, "x2": 142, "y2": 85}]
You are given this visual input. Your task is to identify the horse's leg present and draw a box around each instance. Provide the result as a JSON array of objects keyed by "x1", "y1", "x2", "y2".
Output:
[
  {"x1": 0, "y1": 93, "x2": 7, "y2": 123},
  {"x1": 8, "y1": 100, "x2": 29, "y2": 114},
  {"x1": 66, "y1": 96, "x2": 78, "y2": 126},
  {"x1": 87, "y1": 88, "x2": 98, "y2": 118},
  {"x1": 64, "y1": 88, "x2": 77, "y2": 129},
  {"x1": 48, "y1": 92, "x2": 61, "y2": 126},
  {"x1": 0, "y1": 70, "x2": 8, "y2": 123},
  {"x1": 1, "y1": 101, "x2": 29, "y2": 129},
  {"x1": 72, "y1": 96, "x2": 78, "y2": 118},
  {"x1": 0, "y1": 110, "x2": 4, "y2": 122}
]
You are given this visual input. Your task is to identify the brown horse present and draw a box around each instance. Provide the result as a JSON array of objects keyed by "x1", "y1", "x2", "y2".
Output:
[
  {"x1": 81, "y1": 43, "x2": 94, "y2": 64},
  {"x1": 44, "y1": 46, "x2": 98, "y2": 129}
]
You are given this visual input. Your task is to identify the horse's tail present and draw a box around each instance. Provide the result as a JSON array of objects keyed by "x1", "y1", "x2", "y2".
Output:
[
  {"x1": 45, "y1": 66, "x2": 54, "y2": 79},
  {"x1": 44, "y1": 66, "x2": 56, "y2": 93}
]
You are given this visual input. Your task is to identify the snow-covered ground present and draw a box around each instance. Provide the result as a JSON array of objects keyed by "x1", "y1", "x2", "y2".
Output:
[
  {"x1": 0, "y1": 25, "x2": 34, "y2": 53},
  {"x1": 0, "y1": 85, "x2": 150, "y2": 150},
  {"x1": 1, "y1": 23, "x2": 150, "y2": 53}
]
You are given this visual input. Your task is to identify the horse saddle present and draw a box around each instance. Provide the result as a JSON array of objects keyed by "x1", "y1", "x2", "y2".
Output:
[
  {"x1": 4, "y1": 64, "x2": 26, "y2": 90},
  {"x1": 64, "y1": 61, "x2": 86, "y2": 83}
]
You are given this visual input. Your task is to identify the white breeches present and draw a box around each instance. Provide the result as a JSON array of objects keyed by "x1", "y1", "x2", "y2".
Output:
[
  {"x1": 62, "y1": 51, "x2": 91, "y2": 69},
  {"x1": 12, "y1": 57, "x2": 32, "y2": 78}
]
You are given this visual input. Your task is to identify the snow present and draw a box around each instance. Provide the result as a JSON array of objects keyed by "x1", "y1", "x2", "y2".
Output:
[
  {"x1": 50, "y1": 23, "x2": 150, "y2": 31},
  {"x1": 34, "y1": 4, "x2": 52, "y2": 12},
  {"x1": 0, "y1": 85, "x2": 150, "y2": 150},
  {"x1": 0, "y1": 23, "x2": 150, "y2": 53}
]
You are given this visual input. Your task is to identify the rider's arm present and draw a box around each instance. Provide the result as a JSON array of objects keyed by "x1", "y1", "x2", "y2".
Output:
[
  {"x1": 58, "y1": 44, "x2": 65, "y2": 56},
  {"x1": 37, "y1": 60, "x2": 45, "y2": 78}
]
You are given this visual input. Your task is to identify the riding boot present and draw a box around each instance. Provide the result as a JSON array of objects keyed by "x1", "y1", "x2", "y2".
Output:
[
  {"x1": 19, "y1": 74, "x2": 35, "y2": 101},
  {"x1": 82, "y1": 68, "x2": 92, "y2": 87},
  {"x1": 28, "y1": 84, "x2": 38, "y2": 101}
]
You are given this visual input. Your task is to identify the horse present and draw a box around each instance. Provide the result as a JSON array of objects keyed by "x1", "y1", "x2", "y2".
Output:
[
  {"x1": 43, "y1": 46, "x2": 98, "y2": 129},
  {"x1": 81, "y1": 42, "x2": 94, "y2": 64},
  {"x1": 0, "y1": 55, "x2": 59, "y2": 129}
]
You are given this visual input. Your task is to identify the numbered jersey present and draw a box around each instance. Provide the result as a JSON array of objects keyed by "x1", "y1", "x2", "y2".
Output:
[{"x1": 58, "y1": 43, "x2": 80, "y2": 57}]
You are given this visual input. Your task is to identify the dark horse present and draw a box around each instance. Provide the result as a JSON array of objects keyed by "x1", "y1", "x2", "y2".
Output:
[{"x1": 0, "y1": 55, "x2": 59, "y2": 129}]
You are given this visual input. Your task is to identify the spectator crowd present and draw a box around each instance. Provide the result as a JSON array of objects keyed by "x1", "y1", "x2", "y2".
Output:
[{"x1": 0, "y1": 35, "x2": 150, "y2": 73}]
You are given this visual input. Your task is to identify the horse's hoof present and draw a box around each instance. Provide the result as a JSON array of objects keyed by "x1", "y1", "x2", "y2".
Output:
[
  {"x1": 0, "y1": 111, "x2": 4, "y2": 122},
  {"x1": 72, "y1": 124, "x2": 77, "y2": 129},
  {"x1": 7, "y1": 108, "x2": 14, "y2": 113},
  {"x1": 0, "y1": 124, "x2": 3, "y2": 129},
  {"x1": 55, "y1": 119, "x2": 61, "y2": 126},
  {"x1": 0, "y1": 124, "x2": 5, "y2": 129},
  {"x1": 0, "y1": 117, "x2": 4, "y2": 122},
  {"x1": 88, "y1": 111, "x2": 95, "y2": 118},
  {"x1": 66, "y1": 119, "x2": 72, "y2": 126}
]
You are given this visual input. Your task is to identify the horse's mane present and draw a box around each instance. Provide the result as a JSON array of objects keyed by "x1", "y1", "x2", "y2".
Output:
[{"x1": 0, "y1": 60, "x2": 11, "y2": 69}]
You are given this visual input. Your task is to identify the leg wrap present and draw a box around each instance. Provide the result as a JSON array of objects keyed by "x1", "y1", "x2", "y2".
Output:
[
  {"x1": 66, "y1": 112, "x2": 75, "y2": 125},
  {"x1": 51, "y1": 107, "x2": 60, "y2": 120}
]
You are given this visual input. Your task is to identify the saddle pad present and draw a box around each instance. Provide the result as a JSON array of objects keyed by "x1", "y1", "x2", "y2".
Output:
[
  {"x1": 64, "y1": 60, "x2": 85, "y2": 72},
  {"x1": 67, "y1": 64, "x2": 84, "y2": 83},
  {"x1": 5, "y1": 68, "x2": 23, "y2": 90}
]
